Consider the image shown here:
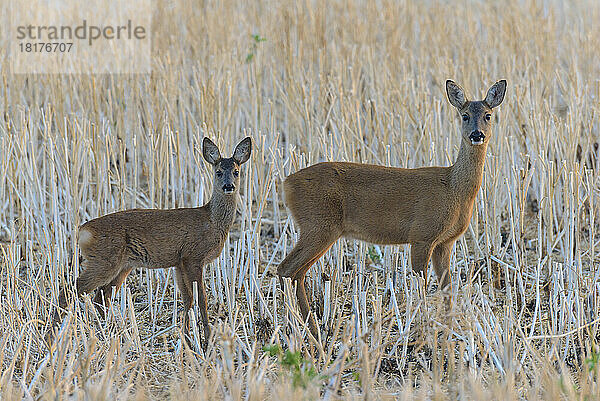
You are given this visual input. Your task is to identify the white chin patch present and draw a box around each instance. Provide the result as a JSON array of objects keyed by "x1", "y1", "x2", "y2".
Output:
[{"x1": 471, "y1": 139, "x2": 485, "y2": 145}]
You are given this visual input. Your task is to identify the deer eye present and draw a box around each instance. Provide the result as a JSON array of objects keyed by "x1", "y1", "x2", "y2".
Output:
[
  {"x1": 233, "y1": 170, "x2": 239, "y2": 177},
  {"x1": 462, "y1": 114, "x2": 469, "y2": 122},
  {"x1": 216, "y1": 170, "x2": 223, "y2": 177},
  {"x1": 485, "y1": 113, "x2": 492, "y2": 121}
]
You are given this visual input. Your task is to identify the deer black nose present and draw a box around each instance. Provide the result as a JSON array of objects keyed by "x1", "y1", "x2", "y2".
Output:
[
  {"x1": 222, "y1": 184, "x2": 235, "y2": 193},
  {"x1": 469, "y1": 130, "x2": 485, "y2": 145}
]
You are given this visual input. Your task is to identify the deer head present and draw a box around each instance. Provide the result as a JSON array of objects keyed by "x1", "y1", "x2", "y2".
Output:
[{"x1": 446, "y1": 80, "x2": 507, "y2": 146}]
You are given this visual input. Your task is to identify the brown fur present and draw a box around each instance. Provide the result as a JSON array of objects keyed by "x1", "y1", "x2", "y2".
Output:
[
  {"x1": 277, "y1": 80, "x2": 507, "y2": 338},
  {"x1": 74, "y1": 137, "x2": 252, "y2": 349}
]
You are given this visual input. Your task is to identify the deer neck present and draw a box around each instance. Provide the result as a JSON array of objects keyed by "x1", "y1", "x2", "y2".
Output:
[
  {"x1": 207, "y1": 191, "x2": 237, "y2": 230},
  {"x1": 450, "y1": 139, "x2": 488, "y2": 201}
]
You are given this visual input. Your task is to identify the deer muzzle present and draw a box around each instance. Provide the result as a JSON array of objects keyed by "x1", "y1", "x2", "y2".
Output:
[
  {"x1": 469, "y1": 131, "x2": 485, "y2": 145},
  {"x1": 222, "y1": 184, "x2": 235, "y2": 193}
]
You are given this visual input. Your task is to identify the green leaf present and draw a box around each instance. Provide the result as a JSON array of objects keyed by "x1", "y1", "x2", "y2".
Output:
[
  {"x1": 262, "y1": 344, "x2": 282, "y2": 357},
  {"x1": 252, "y1": 34, "x2": 267, "y2": 43},
  {"x1": 282, "y1": 350, "x2": 303, "y2": 369}
]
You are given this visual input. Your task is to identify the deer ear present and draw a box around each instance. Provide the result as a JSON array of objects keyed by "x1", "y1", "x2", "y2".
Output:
[
  {"x1": 202, "y1": 137, "x2": 221, "y2": 165},
  {"x1": 484, "y1": 80, "x2": 507, "y2": 108},
  {"x1": 233, "y1": 137, "x2": 252, "y2": 164},
  {"x1": 446, "y1": 80, "x2": 467, "y2": 109}
]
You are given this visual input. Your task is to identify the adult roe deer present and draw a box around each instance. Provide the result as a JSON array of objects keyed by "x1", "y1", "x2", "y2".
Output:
[
  {"x1": 278, "y1": 80, "x2": 506, "y2": 338},
  {"x1": 75, "y1": 137, "x2": 252, "y2": 349}
]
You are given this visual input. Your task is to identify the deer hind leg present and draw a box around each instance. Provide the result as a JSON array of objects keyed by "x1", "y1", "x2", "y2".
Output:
[
  {"x1": 277, "y1": 230, "x2": 339, "y2": 339},
  {"x1": 92, "y1": 266, "x2": 133, "y2": 316},
  {"x1": 76, "y1": 258, "x2": 120, "y2": 295},
  {"x1": 76, "y1": 250, "x2": 128, "y2": 318},
  {"x1": 431, "y1": 241, "x2": 453, "y2": 290},
  {"x1": 48, "y1": 253, "x2": 117, "y2": 342}
]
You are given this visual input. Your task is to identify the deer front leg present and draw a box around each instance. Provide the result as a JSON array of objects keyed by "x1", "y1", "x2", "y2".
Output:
[
  {"x1": 197, "y1": 276, "x2": 210, "y2": 350},
  {"x1": 410, "y1": 241, "x2": 434, "y2": 286},
  {"x1": 175, "y1": 263, "x2": 193, "y2": 333},
  {"x1": 185, "y1": 262, "x2": 210, "y2": 351},
  {"x1": 432, "y1": 241, "x2": 453, "y2": 290}
]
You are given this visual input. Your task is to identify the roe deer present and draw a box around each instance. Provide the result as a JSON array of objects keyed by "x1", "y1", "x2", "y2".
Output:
[
  {"x1": 75, "y1": 137, "x2": 252, "y2": 349},
  {"x1": 278, "y1": 80, "x2": 506, "y2": 338}
]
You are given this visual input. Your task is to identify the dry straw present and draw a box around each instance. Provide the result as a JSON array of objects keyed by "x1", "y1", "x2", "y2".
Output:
[{"x1": 1, "y1": 0, "x2": 599, "y2": 399}]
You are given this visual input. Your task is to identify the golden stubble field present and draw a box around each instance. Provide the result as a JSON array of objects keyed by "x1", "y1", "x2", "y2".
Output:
[{"x1": 1, "y1": 0, "x2": 599, "y2": 399}]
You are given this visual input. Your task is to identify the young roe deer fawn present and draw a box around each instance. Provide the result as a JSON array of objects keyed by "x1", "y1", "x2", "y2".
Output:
[
  {"x1": 76, "y1": 137, "x2": 252, "y2": 348},
  {"x1": 278, "y1": 80, "x2": 506, "y2": 338}
]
